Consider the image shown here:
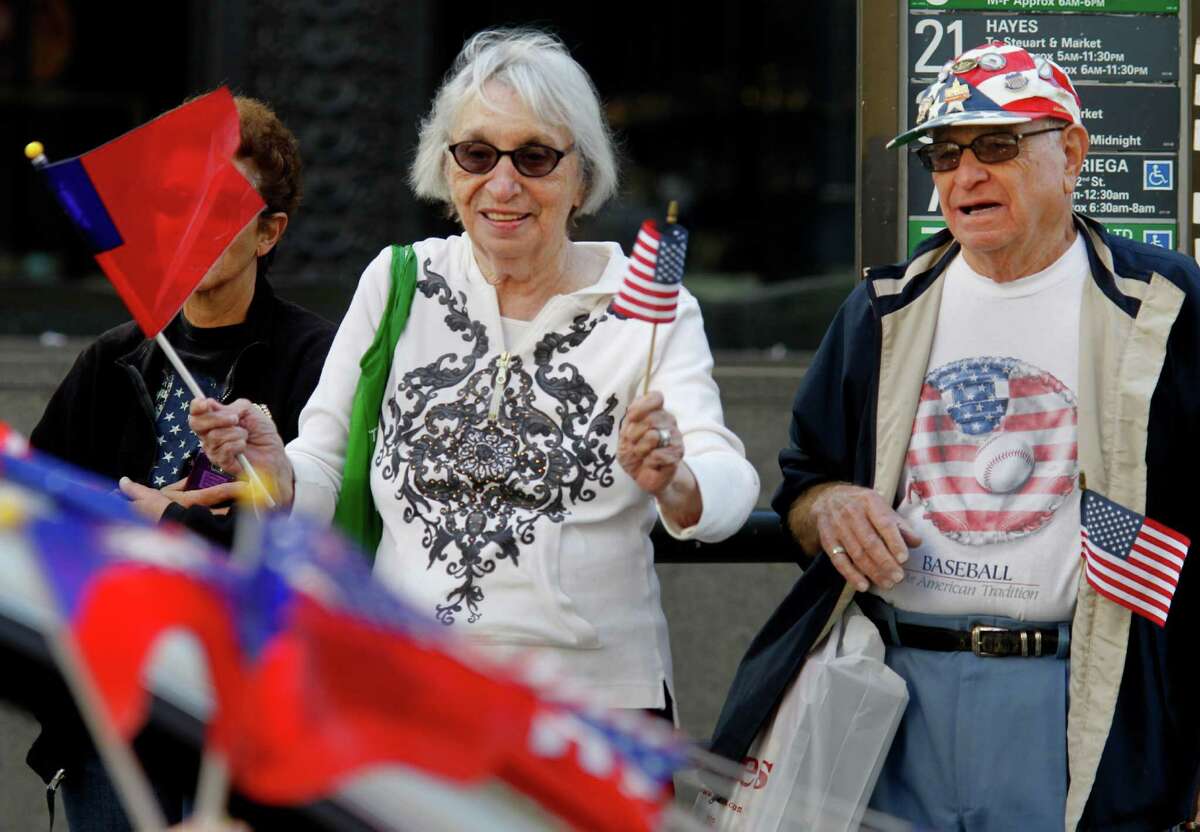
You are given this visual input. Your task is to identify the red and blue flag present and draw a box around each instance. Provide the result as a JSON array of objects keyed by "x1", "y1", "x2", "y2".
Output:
[
  {"x1": 231, "y1": 515, "x2": 688, "y2": 829},
  {"x1": 0, "y1": 422, "x2": 139, "y2": 524},
  {"x1": 2, "y1": 439, "x2": 247, "y2": 741},
  {"x1": 225, "y1": 515, "x2": 541, "y2": 801},
  {"x1": 8, "y1": 446, "x2": 690, "y2": 828},
  {"x1": 28, "y1": 513, "x2": 246, "y2": 738},
  {"x1": 38, "y1": 87, "x2": 264, "y2": 335}
]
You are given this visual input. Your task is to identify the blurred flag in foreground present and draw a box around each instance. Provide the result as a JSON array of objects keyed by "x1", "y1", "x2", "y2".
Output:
[
  {"x1": 37, "y1": 87, "x2": 264, "y2": 335},
  {"x1": 224, "y1": 515, "x2": 538, "y2": 800},
  {"x1": 500, "y1": 697, "x2": 689, "y2": 831},
  {"x1": 30, "y1": 514, "x2": 246, "y2": 738},
  {"x1": 3, "y1": 438, "x2": 691, "y2": 832},
  {"x1": 0, "y1": 435, "x2": 242, "y2": 828},
  {"x1": 230, "y1": 515, "x2": 690, "y2": 831},
  {"x1": 610, "y1": 218, "x2": 689, "y2": 324},
  {"x1": 1, "y1": 432, "x2": 244, "y2": 740},
  {"x1": 1081, "y1": 489, "x2": 1189, "y2": 627},
  {"x1": 0, "y1": 420, "x2": 137, "y2": 524},
  {"x1": 0, "y1": 421, "x2": 29, "y2": 456}
]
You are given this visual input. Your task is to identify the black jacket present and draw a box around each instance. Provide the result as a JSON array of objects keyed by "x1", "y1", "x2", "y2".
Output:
[
  {"x1": 30, "y1": 275, "x2": 334, "y2": 544},
  {"x1": 26, "y1": 275, "x2": 334, "y2": 786}
]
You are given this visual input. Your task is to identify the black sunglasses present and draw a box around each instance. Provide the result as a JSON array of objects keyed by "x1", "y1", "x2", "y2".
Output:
[
  {"x1": 447, "y1": 141, "x2": 573, "y2": 177},
  {"x1": 915, "y1": 126, "x2": 1067, "y2": 172}
]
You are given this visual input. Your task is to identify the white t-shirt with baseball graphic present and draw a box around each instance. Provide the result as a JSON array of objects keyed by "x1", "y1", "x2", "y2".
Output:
[{"x1": 876, "y1": 234, "x2": 1087, "y2": 621}]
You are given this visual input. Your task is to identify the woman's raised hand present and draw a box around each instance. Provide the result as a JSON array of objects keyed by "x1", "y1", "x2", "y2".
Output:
[{"x1": 188, "y1": 398, "x2": 294, "y2": 506}]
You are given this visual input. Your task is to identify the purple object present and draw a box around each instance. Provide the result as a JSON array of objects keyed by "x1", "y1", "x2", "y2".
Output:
[{"x1": 184, "y1": 452, "x2": 234, "y2": 491}]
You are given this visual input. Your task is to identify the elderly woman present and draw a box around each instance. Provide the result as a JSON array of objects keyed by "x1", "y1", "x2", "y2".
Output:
[{"x1": 192, "y1": 28, "x2": 758, "y2": 715}]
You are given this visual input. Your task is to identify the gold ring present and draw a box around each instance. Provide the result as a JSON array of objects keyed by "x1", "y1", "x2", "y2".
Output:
[{"x1": 830, "y1": 545, "x2": 847, "y2": 556}]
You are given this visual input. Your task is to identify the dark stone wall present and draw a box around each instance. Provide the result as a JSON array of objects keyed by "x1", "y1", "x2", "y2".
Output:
[{"x1": 193, "y1": 0, "x2": 439, "y2": 286}]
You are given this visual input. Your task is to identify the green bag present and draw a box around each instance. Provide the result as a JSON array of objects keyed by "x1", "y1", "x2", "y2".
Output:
[{"x1": 332, "y1": 244, "x2": 417, "y2": 558}]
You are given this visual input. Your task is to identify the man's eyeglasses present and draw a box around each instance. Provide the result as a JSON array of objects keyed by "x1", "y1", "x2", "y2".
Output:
[
  {"x1": 914, "y1": 126, "x2": 1067, "y2": 172},
  {"x1": 447, "y1": 141, "x2": 573, "y2": 177}
]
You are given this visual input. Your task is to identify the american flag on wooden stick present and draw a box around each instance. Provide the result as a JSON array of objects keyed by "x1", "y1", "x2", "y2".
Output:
[
  {"x1": 1080, "y1": 489, "x2": 1190, "y2": 627},
  {"x1": 610, "y1": 218, "x2": 688, "y2": 324}
]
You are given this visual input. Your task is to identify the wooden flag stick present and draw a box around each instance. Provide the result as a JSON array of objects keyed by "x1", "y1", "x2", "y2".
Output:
[
  {"x1": 192, "y1": 494, "x2": 268, "y2": 823},
  {"x1": 191, "y1": 508, "x2": 266, "y2": 823},
  {"x1": 40, "y1": 621, "x2": 168, "y2": 829},
  {"x1": 192, "y1": 747, "x2": 233, "y2": 826},
  {"x1": 639, "y1": 201, "x2": 680, "y2": 396},
  {"x1": 46, "y1": 633, "x2": 168, "y2": 829},
  {"x1": 155, "y1": 333, "x2": 276, "y2": 510},
  {"x1": 642, "y1": 325, "x2": 659, "y2": 396}
]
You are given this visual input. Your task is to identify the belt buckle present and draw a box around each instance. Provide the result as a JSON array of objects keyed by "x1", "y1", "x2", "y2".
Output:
[{"x1": 970, "y1": 625, "x2": 1009, "y2": 657}]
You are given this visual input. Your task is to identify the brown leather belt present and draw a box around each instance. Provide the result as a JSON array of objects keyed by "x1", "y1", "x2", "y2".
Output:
[{"x1": 876, "y1": 621, "x2": 1066, "y2": 658}]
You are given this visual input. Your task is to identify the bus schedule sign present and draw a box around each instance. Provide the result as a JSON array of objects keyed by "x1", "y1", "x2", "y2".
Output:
[{"x1": 902, "y1": 1, "x2": 1185, "y2": 253}]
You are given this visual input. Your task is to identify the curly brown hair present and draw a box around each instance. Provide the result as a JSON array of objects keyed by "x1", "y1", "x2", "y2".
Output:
[{"x1": 233, "y1": 96, "x2": 303, "y2": 218}]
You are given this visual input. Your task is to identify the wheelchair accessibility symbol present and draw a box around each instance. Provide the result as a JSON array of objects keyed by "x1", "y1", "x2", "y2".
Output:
[
  {"x1": 1143, "y1": 230, "x2": 1173, "y2": 250},
  {"x1": 1143, "y1": 160, "x2": 1173, "y2": 191}
]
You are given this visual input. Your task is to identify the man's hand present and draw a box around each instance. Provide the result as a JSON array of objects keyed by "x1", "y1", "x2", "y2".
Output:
[
  {"x1": 789, "y1": 482, "x2": 922, "y2": 592},
  {"x1": 188, "y1": 398, "x2": 293, "y2": 506},
  {"x1": 119, "y1": 476, "x2": 248, "y2": 522}
]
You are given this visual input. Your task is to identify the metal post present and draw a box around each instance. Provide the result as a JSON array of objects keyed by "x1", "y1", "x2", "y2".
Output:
[{"x1": 856, "y1": 1, "x2": 903, "y2": 278}]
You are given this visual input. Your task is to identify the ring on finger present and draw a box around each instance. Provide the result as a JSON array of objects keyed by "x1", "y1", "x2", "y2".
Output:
[
  {"x1": 655, "y1": 427, "x2": 671, "y2": 449},
  {"x1": 829, "y1": 544, "x2": 847, "y2": 556}
]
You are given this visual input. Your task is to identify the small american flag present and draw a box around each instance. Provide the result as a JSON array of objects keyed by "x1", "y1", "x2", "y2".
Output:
[
  {"x1": 1080, "y1": 489, "x2": 1190, "y2": 627},
  {"x1": 609, "y1": 219, "x2": 688, "y2": 324}
]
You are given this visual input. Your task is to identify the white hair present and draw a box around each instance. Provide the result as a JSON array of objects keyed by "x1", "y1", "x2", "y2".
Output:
[{"x1": 409, "y1": 28, "x2": 619, "y2": 217}]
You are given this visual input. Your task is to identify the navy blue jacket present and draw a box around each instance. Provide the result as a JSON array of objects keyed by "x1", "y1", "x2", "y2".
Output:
[{"x1": 711, "y1": 217, "x2": 1200, "y2": 830}]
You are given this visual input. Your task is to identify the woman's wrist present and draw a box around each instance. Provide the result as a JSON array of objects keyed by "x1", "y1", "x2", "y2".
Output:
[
  {"x1": 656, "y1": 462, "x2": 702, "y2": 530},
  {"x1": 277, "y1": 461, "x2": 296, "y2": 507}
]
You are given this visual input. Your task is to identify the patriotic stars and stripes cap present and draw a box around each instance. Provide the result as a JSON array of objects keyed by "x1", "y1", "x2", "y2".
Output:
[{"x1": 887, "y1": 41, "x2": 1083, "y2": 149}]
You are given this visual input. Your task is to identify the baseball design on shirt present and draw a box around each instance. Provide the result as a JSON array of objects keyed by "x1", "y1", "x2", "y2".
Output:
[
  {"x1": 906, "y1": 356, "x2": 1077, "y2": 545},
  {"x1": 974, "y1": 433, "x2": 1035, "y2": 494}
]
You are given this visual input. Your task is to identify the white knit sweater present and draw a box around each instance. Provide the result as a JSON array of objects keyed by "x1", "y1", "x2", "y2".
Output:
[{"x1": 287, "y1": 234, "x2": 758, "y2": 708}]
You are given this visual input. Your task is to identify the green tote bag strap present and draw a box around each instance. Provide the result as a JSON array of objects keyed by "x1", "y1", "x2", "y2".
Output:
[{"x1": 332, "y1": 244, "x2": 417, "y2": 558}]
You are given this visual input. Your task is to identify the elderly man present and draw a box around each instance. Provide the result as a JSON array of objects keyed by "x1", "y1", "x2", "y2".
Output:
[{"x1": 711, "y1": 42, "x2": 1200, "y2": 830}]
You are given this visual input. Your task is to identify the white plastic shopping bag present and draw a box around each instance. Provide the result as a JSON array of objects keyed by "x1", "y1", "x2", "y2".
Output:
[{"x1": 696, "y1": 602, "x2": 908, "y2": 831}]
